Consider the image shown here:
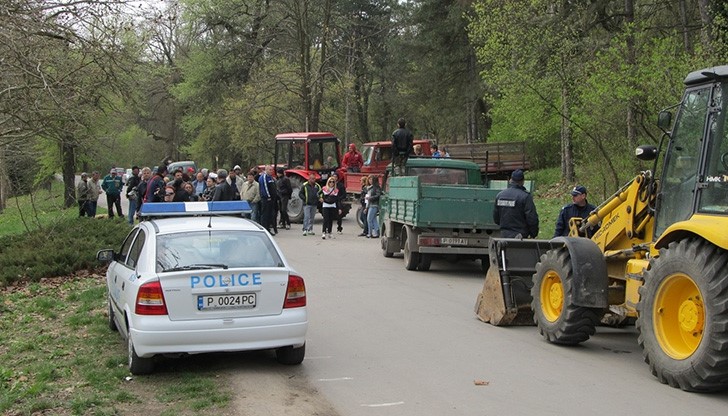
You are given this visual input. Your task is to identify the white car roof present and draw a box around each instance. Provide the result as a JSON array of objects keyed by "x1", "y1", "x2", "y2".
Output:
[{"x1": 145, "y1": 215, "x2": 264, "y2": 234}]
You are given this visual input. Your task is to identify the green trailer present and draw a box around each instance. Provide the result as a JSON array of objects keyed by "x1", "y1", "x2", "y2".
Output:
[{"x1": 379, "y1": 158, "x2": 520, "y2": 271}]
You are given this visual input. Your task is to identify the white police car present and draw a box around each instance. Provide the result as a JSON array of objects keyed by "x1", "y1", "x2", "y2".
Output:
[{"x1": 97, "y1": 201, "x2": 307, "y2": 374}]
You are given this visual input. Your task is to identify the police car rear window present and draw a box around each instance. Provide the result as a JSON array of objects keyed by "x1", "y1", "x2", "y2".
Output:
[{"x1": 156, "y1": 231, "x2": 283, "y2": 272}]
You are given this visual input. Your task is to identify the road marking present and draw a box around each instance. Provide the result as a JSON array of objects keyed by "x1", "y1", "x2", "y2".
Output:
[
  {"x1": 360, "y1": 401, "x2": 405, "y2": 408},
  {"x1": 317, "y1": 377, "x2": 353, "y2": 382}
]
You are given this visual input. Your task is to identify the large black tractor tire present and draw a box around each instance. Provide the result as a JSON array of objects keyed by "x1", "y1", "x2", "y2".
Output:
[
  {"x1": 531, "y1": 247, "x2": 601, "y2": 345},
  {"x1": 636, "y1": 238, "x2": 728, "y2": 392},
  {"x1": 287, "y1": 176, "x2": 305, "y2": 223}
]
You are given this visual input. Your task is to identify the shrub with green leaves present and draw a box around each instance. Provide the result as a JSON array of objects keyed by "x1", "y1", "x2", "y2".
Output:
[{"x1": 0, "y1": 218, "x2": 130, "y2": 286}]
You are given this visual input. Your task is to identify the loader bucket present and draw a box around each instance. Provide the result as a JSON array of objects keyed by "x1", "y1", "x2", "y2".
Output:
[{"x1": 475, "y1": 238, "x2": 563, "y2": 326}]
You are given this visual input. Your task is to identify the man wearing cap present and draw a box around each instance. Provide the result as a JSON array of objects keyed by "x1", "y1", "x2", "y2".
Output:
[
  {"x1": 213, "y1": 169, "x2": 235, "y2": 201},
  {"x1": 342, "y1": 143, "x2": 364, "y2": 172},
  {"x1": 87, "y1": 171, "x2": 102, "y2": 217},
  {"x1": 493, "y1": 169, "x2": 539, "y2": 238},
  {"x1": 228, "y1": 165, "x2": 244, "y2": 200},
  {"x1": 554, "y1": 185, "x2": 598, "y2": 238},
  {"x1": 102, "y1": 168, "x2": 124, "y2": 219},
  {"x1": 125, "y1": 166, "x2": 141, "y2": 225},
  {"x1": 76, "y1": 173, "x2": 91, "y2": 217}
]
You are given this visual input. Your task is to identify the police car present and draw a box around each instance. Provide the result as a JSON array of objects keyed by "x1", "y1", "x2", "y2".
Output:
[{"x1": 96, "y1": 201, "x2": 307, "y2": 374}]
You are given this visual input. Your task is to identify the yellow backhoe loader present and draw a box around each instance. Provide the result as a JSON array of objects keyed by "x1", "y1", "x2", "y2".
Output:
[{"x1": 474, "y1": 65, "x2": 728, "y2": 392}]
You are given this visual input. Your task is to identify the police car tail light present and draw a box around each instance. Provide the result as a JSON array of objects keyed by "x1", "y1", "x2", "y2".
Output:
[
  {"x1": 136, "y1": 281, "x2": 168, "y2": 315},
  {"x1": 283, "y1": 274, "x2": 306, "y2": 308}
]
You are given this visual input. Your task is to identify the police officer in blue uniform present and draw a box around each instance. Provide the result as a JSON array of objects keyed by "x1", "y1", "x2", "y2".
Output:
[
  {"x1": 553, "y1": 185, "x2": 598, "y2": 238},
  {"x1": 493, "y1": 169, "x2": 539, "y2": 238}
]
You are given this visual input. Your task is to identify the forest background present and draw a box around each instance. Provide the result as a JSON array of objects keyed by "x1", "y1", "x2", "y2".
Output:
[{"x1": 1, "y1": 0, "x2": 727, "y2": 211}]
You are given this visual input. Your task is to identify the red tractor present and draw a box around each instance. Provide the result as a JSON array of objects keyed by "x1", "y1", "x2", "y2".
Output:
[{"x1": 273, "y1": 132, "x2": 350, "y2": 223}]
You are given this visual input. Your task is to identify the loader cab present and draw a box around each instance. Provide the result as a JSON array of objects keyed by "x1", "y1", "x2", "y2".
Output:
[{"x1": 655, "y1": 66, "x2": 728, "y2": 238}]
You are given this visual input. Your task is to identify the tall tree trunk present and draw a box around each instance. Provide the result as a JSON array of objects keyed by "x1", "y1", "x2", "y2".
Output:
[
  {"x1": 295, "y1": 0, "x2": 312, "y2": 131},
  {"x1": 677, "y1": 0, "x2": 693, "y2": 54},
  {"x1": 62, "y1": 138, "x2": 76, "y2": 208},
  {"x1": 466, "y1": 51, "x2": 479, "y2": 144},
  {"x1": 0, "y1": 146, "x2": 7, "y2": 212},
  {"x1": 561, "y1": 86, "x2": 575, "y2": 182},
  {"x1": 697, "y1": 0, "x2": 714, "y2": 52},
  {"x1": 310, "y1": 0, "x2": 332, "y2": 132},
  {"x1": 625, "y1": 0, "x2": 638, "y2": 148}
]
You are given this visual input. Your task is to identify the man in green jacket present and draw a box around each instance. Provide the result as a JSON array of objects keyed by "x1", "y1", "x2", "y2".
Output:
[{"x1": 101, "y1": 168, "x2": 123, "y2": 219}]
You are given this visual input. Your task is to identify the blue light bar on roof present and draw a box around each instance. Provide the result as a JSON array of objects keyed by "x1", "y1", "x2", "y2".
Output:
[{"x1": 139, "y1": 201, "x2": 252, "y2": 217}]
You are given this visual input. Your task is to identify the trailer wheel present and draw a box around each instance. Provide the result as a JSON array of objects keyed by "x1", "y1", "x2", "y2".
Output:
[
  {"x1": 381, "y1": 223, "x2": 394, "y2": 257},
  {"x1": 637, "y1": 238, "x2": 728, "y2": 392},
  {"x1": 418, "y1": 254, "x2": 431, "y2": 271},
  {"x1": 403, "y1": 227, "x2": 420, "y2": 271},
  {"x1": 531, "y1": 247, "x2": 600, "y2": 345},
  {"x1": 287, "y1": 176, "x2": 304, "y2": 223}
]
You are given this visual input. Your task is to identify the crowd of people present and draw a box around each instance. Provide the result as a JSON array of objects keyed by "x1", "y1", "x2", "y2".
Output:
[
  {"x1": 76, "y1": 118, "x2": 593, "y2": 240},
  {"x1": 76, "y1": 163, "x2": 389, "y2": 240}
]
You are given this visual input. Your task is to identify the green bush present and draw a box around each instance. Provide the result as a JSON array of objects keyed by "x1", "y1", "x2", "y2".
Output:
[{"x1": 0, "y1": 218, "x2": 130, "y2": 286}]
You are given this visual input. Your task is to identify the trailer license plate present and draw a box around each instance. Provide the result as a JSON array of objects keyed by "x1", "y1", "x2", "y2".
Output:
[
  {"x1": 441, "y1": 237, "x2": 467, "y2": 245},
  {"x1": 198, "y1": 293, "x2": 256, "y2": 310}
]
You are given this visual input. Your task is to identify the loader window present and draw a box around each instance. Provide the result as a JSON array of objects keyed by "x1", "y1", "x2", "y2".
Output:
[
  {"x1": 698, "y1": 84, "x2": 728, "y2": 214},
  {"x1": 656, "y1": 86, "x2": 709, "y2": 236}
]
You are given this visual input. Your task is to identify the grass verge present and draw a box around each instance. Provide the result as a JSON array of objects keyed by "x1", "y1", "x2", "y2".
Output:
[{"x1": 0, "y1": 275, "x2": 232, "y2": 415}]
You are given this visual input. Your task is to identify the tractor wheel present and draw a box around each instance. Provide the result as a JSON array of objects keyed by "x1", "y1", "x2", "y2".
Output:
[
  {"x1": 356, "y1": 205, "x2": 365, "y2": 229},
  {"x1": 287, "y1": 176, "x2": 304, "y2": 223},
  {"x1": 403, "y1": 227, "x2": 420, "y2": 271},
  {"x1": 636, "y1": 238, "x2": 728, "y2": 392},
  {"x1": 531, "y1": 247, "x2": 601, "y2": 345}
]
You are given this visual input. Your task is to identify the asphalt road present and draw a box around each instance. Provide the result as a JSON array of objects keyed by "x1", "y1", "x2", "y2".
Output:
[{"x1": 252, "y1": 219, "x2": 728, "y2": 416}]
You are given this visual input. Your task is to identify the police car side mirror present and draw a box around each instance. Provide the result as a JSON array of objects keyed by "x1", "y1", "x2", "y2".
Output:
[{"x1": 96, "y1": 249, "x2": 115, "y2": 263}]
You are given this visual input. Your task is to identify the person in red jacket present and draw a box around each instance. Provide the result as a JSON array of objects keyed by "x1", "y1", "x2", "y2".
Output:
[{"x1": 342, "y1": 143, "x2": 364, "y2": 172}]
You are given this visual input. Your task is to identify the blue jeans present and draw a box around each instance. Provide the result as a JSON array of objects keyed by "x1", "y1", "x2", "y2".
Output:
[
  {"x1": 303, "y1": 205, "x2": 317, "y2": 232},
  {"x1": 128, "y1": 199, "x2": 137, "y2": 224},
  {"x1": 250, "y1": 201, "x2": 260, "y2": 223},
  {"x1": 367, "y1": 205, "x2": 379, "y2": 237}
]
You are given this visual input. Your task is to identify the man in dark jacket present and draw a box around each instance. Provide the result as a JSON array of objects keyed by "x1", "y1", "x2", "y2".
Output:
[
  {"x1": 145, "y1": 165, "x2": 168, "y2": 203},
  {"x1": 331, "y1": 171, "x2": 347, "y2": 233},
  {"x1": 391, "y1": 118, "x2": 414, "y2": 176},
  {"x1": 213, "y1": 169, "x2": 235, "y2": 201},
  {"x1": 276, "y1": 168, "x2": 292, "y2": 229},
  {"x1": 125, "y1": 166, "x2": 141, "y2": 224},
  {"x1": 299, "y1": 174, "x2": 322, "y2": 235},
  {"x1": 554, "y1": 185, "x2": 598, "y2": 237},
  {"x1": 493, "y1": 169, "x2": 539, "y2": 238}
]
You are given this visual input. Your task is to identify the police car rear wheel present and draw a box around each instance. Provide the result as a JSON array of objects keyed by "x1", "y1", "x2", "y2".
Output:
[
  {"x1": 276, "y1": 343, "x2": 305, "y2": 365},
  {"x1": 128, "y1": 334, "x2": 154, "y2": 375}
]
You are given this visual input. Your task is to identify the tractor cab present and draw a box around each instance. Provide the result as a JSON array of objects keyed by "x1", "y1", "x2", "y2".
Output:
[{"x1": 653, "y1": 66, "x2": 728, "y2": 246}]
